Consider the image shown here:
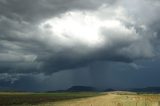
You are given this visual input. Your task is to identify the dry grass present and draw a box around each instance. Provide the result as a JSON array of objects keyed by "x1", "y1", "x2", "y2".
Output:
[
  {"x1": 1, "y1": 92, "x2": 160, "y2": 106},
  {"x1": 32, "y1": 92, "x2": 160, "y2": 106}
]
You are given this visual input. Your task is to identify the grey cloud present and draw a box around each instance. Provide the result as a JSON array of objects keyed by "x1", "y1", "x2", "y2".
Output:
[
  {"x1": 122, "y1": 0, "x2": 160, "y2": 37},
  {"x1": 0, "y1": 0, "x2": 159, "y2": 76},
  {"x1": 0, "y1": 73, "x2": 20, "y2": 84},
  {"x1": 0, "y1": 0, "x2": 117, "y2": 23}
]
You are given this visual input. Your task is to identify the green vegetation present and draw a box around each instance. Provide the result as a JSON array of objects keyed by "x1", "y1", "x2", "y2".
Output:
[
  {"x1": 0, "y1": 92, "x2": 101, "y2": 106},
  {"x1": 0, "y1": 92, "x2": 160, "y2": 106}
]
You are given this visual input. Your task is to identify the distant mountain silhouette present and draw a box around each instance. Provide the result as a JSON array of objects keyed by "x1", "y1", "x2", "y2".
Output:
[
  {"x1": 104, "y1": 88, "x2": 115, "y2": 92},
  {"x1": 67, "y1": 86, "x2": 96, "y2": 92},
  {"x1": 131, "y1": 87, "x2": 160, "y2": 93},
  {"x1": 44, "y1": 86, "x2": 160, "y2": 93}
]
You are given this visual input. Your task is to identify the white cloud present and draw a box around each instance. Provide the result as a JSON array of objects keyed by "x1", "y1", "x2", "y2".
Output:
[
  {"x1": 39, "y1": 6, "x2": 133, "y2": 47},
  {"x1": 38, "y1": 5, "x2": 153, "y2": 59}
]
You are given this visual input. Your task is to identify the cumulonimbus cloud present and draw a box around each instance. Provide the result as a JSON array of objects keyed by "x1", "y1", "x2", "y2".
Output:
[{"x1": 0, "y1": 0, "x2": 158, "y2": 75}]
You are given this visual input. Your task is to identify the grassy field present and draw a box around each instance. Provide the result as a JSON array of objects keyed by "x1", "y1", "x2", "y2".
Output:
[
  {"x1": 0, "y1": 92, "x2": 101, "y2": 106},
  {"x1": 51, "y1": 92, "x2": 160, "y2": 106},
  {"x1": 0, "y1": 91, "x2": 160, "y2": 106}
]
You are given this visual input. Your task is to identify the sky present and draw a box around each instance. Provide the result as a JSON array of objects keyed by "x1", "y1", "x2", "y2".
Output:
[{"x1": 0, "y1": 0, "x2": 160, "y2": 91}]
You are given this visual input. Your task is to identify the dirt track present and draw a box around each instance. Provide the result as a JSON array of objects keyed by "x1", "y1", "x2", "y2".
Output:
[
  {"x1": 52, "y1": 93, "x2": 160, "y2": 106},
  {"x1": 33, "y1": 92, "x2": 160, "y2": 106}
]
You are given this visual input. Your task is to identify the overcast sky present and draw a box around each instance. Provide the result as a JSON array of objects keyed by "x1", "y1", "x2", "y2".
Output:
[{"x1": 0, "y1": 0, "x2": 160, "y2": 91}]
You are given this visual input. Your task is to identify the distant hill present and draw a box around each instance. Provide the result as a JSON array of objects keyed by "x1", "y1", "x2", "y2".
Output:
[
  {"x1": 131, "y1": 87, "x2": 160, "y2": 93},
  {"x1": 67, "y1": 86, "x2": 96, "y2": 92},
  {"x1": 104, "y1": 88, "x2": 115, "y2": 92}
]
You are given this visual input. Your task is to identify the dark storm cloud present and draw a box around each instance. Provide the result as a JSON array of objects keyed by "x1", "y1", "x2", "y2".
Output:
[
  {"x1": 0, "y1": 0, "x2": 159, "y2": 78},
  {"x1": 0, "y1": 0, "x2": 117, "y2": 23}
]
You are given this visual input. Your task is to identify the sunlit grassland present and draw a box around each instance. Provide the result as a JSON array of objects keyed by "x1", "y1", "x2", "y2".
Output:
[
  {"x1": 0, "y1": 92, "x2": 160, "y2": 106},
  {"x1": 31, "y1": 92, "x2": 160, "y2": 106}
]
